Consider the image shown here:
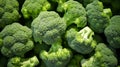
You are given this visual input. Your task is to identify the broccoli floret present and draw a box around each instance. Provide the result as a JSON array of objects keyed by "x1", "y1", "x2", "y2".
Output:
[
  {"x1": 31, "y1": 11, "x2": 66, "y2": 45},
  {"x1": 0, "y1": 23, "x2": 34, "y2": 57},
  {"x1": 7, "y1": 56, "x2": 39, "y2": 67},
  {"x1": 86, "y1": 0, "x2": 111, "y2": 33},
  {"x1": 0, "y1": 0, "x2": 20, "y2": 28},
  {"x1": 81, "y1": 43, "x2": 118, "y2": 67},
  {"x1": 57, "y1": 0, "x2": 87, "y2": 28},
  {"x1": 66, "y1": 26, "x2": 97, "y2": 54},
  {"x1": 21, "y1": 0, "x2": 51, "y2": 19},
  {"x1": 40, "y1": 41, "x2": 72, "y2": 67},
  {"x1": 104, "y1": 15, "x2": 120, "y2": 48},
  {"x1": 67, "y1": 54, "x2": 83, "y2": 67}
]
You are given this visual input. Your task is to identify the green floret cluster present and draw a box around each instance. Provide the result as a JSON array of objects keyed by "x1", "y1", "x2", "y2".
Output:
[
  {"x1": 0, "y1": 0, "x2": 20, "y2": 28},
  {"x1": 0, "y1": 0, "x2": 120, "y2": 67}
]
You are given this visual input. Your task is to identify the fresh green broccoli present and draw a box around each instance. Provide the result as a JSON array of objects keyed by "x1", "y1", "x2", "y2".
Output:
[
  {"x1": 67, "y1": 54, "x2": 83, "y2": 67},
  {"x1": 21, "y1": 0, "x2": 51, "y2": 19},
  {"x1": 86, "y1": 0, "x2": 112, "y2": 33},
  {"x1": 81, "y1": 43, "x2": 118, "y2": 67},
  {"x1": 40, "y1": 41, "x2": 72, "y2": 67},
  {"x1": 57, "y1": 0, "x2": 87, "y2": 28},
  {"x1": 31, "y1": 11, "x2": 66, "y2": 45},
  {"x1": 66, "y1": 26, "x2": 97, "y2": 54},
  {"x1": 0, "y1": 23, "x2": 34, "y2": 57},
  {"x1": 104, "y1": 15, "x2": 120, "y2": 48},
  {"x1": 0, "y1": 0, "x2": 20, "y2": 28},
  {"x1": 7, "y1": 56, "x2": 39, "y2": 67}
]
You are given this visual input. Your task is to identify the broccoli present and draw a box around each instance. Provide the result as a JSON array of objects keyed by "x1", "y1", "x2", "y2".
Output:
[
  {"x1": 67, "y1": 54, "x2": 83, "y2": 67},
  {"x1": 0, "y1": 23, "x2": 34, "y2": 57},
  {"x1": 21, "y1": 0, "x2": 51, "y2": 19},
  {"x1": 40, "y1": 41, "x2": 72, "y2": 67},
  {"x1": 31, "y1": 11, "x2": 66, "y2": 45},
  {"x1": 104, "y1": 15, "x2": 120, "y2": 48},
  {"x1": 0, "y1": 0, "x2": 20, "y2": 28},
  {"x1": 57, "y1": 0, "x2": 87, "y2": 28},
  {"x1": 81, "y1": 43, "x2": 118, "y2": 67},
  {"x1": 7, "y1": 56, "x2": 39, "y2": 67},
  {"x1": 86, "y1": 0, "x2": 112, "y2": 33},
  {"x1": 66, "y1": 26, "x2": 97, "y2": 54}
]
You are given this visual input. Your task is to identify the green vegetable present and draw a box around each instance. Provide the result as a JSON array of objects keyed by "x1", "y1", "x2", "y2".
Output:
[
  {"x1": 40, "y1": 41, "x2": 72, "y2": 67},
  {"x1": 104, "y1": 15, "x2": 120, "y2": 48},
  {"x1": 0, "y1": 0, "x2": 20, "y2": 28},
  {"x1": 86, "y1": 0, "x2": 111, "y2": 33},
  {"x1": 7, "y1": 56, "x2": 39, "y2": 67},
  {"x1": 66, "y1": 26, "x2": 97, "y2": 54},
  {"x1": 81, "y1": 43, "x2": 118, "y2": 67},
  {"x1": 0, "y1": 23, "x2": 34, "y2": 57},
  {"x1": 57, "y1": 0, "x2": 87, "y2": 28},
  {"x1": 31, "y1": 11, "x2": 66, "y2": 45},
  {"x1": 21, "y1": 0, "x2": 51, "y2": 19}
]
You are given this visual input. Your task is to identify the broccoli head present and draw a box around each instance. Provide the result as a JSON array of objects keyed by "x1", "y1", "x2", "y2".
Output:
[
  {"x1": 0, "y1": 23, "x2": 34, "y2": 57},
  {"x1": 104, "y1": 15, "x2": 120, "y2": 48},
  {"x1": 31, "y1": 11, "x2": 66, "y2": 45},
  {"x1": 7, "y1": 56, "x2": 39, "y2": 67},
  {"x1": 57, "y1": 0, "x2": 87, "y2": 28},
  {"x1": 40, "y1": 41, "x2": 72, "y2": 67},
  {"x1": 0, "y1": 0, "x2": 20, "y2": 28},
  {"x1": 67, "y1": 54, "x2": 83, "y2": 67},
  {"x1": 86, "y1": 0, "x2": 111, "y2": 33},
  {"x1": 66, "y1": 26, "x2": 97, "y2": 54},
  {"x1": 81, "y1": 43, "x2": 118, "y2": 67},
  {"x1": 21, "y1": 0, "x2": 51, "y2": 19}
]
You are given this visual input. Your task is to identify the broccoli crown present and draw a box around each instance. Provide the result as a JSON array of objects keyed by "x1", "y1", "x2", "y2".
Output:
[
  {"x1": 57, "y1": 0, "x2": 87, "y2": 28},
  {"x1": 0, "y1": 0, "x2": 20, "y2": 28},
  {"x1": 67, "y1": 54, "x2": 83, "y2": 67},
  {"x1": 7, "y1": 56, "x2": 39, "y2": 67},
  {"x1": 104, "y1": 15, "x2": 120, "y2": 48},
  {"x1": 21, "y1": 0, "x2": 51, "y2": 19},
  {"x1": 86, "y1": 0, "x2": 111, "y2": 33},
  {"x1": 40, "y1": 41, "x2": 72, "y2": 67},
  {"x1": 0, "y1": 23, "x2": 34, "y2": 57},
  {"x1": 31, "y1": 11, "x2": 66, "y2": 45},
  {"x1": 81, "y1": 43, "x2": 118, "y2": 67},
  {"x1": 66, "y1": 26, "x2": 97, "y2": 54}
]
